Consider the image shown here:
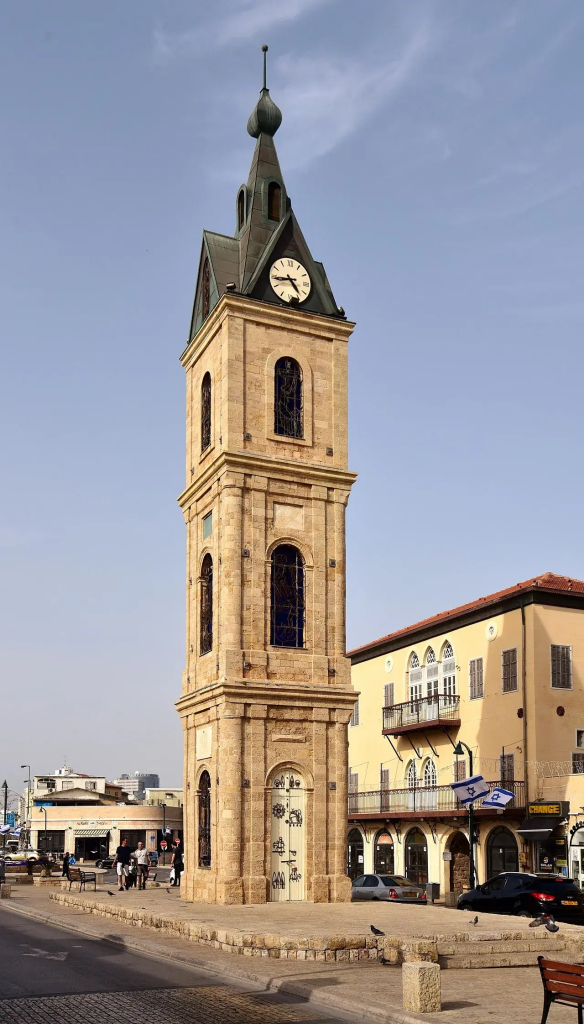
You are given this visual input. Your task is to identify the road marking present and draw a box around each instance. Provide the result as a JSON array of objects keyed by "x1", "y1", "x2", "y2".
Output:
[{"x1": 20, "y1": 945, "x2": 68, "y2": 961}]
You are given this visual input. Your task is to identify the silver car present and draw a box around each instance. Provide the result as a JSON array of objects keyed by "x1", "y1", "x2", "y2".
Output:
[{"x1": 351, "y1": 873, "x2": 427, "y2": 903}]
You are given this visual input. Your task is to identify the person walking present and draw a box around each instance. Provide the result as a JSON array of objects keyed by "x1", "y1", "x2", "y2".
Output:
[
  {"x1": 133, "y1": 842, "x2": 150, "y2": 890},
  {"x1": 62, "y1": 852, "x2": 70, "y2": 877},
  {"x1": 112, "y1": 838, "x2": 131, "y2": 890},
  {"x1": 170, "y1": 840, "x2": 183, "y2": 887}
]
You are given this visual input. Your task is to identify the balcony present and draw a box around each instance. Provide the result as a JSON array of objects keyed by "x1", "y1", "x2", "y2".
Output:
[
  {"x1": 382, "y1": 694, "x2": 461, "y2": 735},
  {"x1": 348, "y1": 780, "x2": 525, "y2": 818}
]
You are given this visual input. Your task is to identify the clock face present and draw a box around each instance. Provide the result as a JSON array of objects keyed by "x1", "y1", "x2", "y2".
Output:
[{"x1": 269, "y1": 259, "x2": 311, "y2": 304}]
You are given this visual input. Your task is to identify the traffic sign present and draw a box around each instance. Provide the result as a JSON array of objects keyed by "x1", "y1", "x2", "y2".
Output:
[
  {"x1": 5, "y1": 813, "x2": 15, "y2": 827},
  {"x1": 160, "y1": 840, "x2": 167, "y2": 850}
]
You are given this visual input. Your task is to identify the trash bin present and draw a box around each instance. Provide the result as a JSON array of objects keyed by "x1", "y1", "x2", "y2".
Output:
[{"x1": 426, "y1": 882, "x2": 440, "y2": 903}]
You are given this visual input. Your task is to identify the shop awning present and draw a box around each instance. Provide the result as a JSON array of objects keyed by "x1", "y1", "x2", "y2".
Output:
[
  {"x1": 74, "y1": 829, "x2": 109, "y2": 838},
  {"x1": 516, "y1": 817, "x2": 561, "y2": 841}
]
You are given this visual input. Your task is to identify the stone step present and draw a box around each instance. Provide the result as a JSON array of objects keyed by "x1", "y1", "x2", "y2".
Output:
[
  {"x1": 436, "y1": 938, "x2": 568, "y2": 955},
  {"x1": 439, "y1": 947, "x2": 570, "y2": 970}
]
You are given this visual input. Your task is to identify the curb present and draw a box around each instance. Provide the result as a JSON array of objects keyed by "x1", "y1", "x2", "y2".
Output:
[{"x1": 0, "y1": 900, "x2": 438, "y2": 1024}]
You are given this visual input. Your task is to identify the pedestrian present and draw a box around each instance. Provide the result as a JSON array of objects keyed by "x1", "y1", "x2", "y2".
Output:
[
  {"x1": 133, "y1": 842, "x2": 150, "y2": 890},
  {"x1": 170, "y1": 840, "x2": 183, "y2": 887},
  {"x1": 62, "y1": 852, "x2": 70, "y2": 877},
  {"x1": 112, "y1": 838, "x2": 131, "y2": 891}
]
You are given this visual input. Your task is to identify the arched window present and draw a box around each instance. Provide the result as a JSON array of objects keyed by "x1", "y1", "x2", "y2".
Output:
[
  {"x1": 200, "y1": 554, "x2": 213, "y2": 655},
  {"x1": 237, "y1": 189, "x2": 245, "y2": 231},
  {"x1": 374, "y1": 831, "x2": 394, "y2": 874},
  {"x1": 201, "y1": 372, "x2": 211, "y2": 453},
  {"x1": 442, "y1": 641, "x2": 457, "y2": 703},
  {"x1": 409, "y1": 652, "x2": 420, "y2": 668},
  {"x1": 202, "y1": 258, "x2": 210, "y2": 320},
  {"x1": 406, "y1": 761, "x2": 417, "y2": 788},
  {"x1": 270, "y1": 544, "x2": 304, "y2": 648},
  {"x1": 274, "y1": 357, "x2": 303, "y2": 438},
  {"x1": 405, "y1": 828, "x2": 428, "y2": 886},
  {"x1": 268, "y1": 181, "x2": 281, "y2": 222},
  {"x1": 423, "y1": 758, "x2": 437, "y2": 787},
  {"x1": 408, "y1": 652, "x2": 422, "y2": 703},
  {"x1": 198, "y1": 770, "x2": 211, "y2": 868},
  {"x1": 425, "y1": 647, "x2": 439, "y2": 705},
  {"x1": 487, "y1": 826, "x2": 518, "y2": 878},
  {"x1": 426, "y1": 648, "x2": 436, "y2": 664}
]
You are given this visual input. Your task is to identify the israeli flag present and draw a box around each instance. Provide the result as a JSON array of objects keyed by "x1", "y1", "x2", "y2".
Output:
[
  {"x1": 0, "y1": 825, "x2": 10, "y2": 835},
  {"x1": 451, "y1": 774, "x2": 490, "y2": 805},
  {"x1": 11, "y1": 827, "x2": 22, "y2": 836},
  {"x1": 482, "y1": 787, "x2": 515, "y2": 808}
]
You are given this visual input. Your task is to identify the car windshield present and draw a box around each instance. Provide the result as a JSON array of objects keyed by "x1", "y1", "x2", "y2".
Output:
[
  {"x1": 379, "y1": 876, "x2": 411, "y2": 886},
  {"x1": 529, "y1": 879, "x2": 580, "y2": 894}
]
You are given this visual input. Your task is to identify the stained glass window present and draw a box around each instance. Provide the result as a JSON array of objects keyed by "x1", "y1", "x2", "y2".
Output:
[
  {"x1": 201, "y1": 372, "x2": 211, "y2": 452},
  {"x1": 270, "y1": 544, "x2": 304, "y2": 648},
  {"x1": 200, "y1": 553, "x2": 213, "y2": 655},
  {"x1": 198, "y1": 770, "x2": 211, "y2": 868},
  {"x1": 274, "y1": 357, "x2": 303, "y2": 438}
]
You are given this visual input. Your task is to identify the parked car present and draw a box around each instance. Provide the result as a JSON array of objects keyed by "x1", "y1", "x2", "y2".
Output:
[
  {"x1": 352, "y1": 874, "x2": 427, "y2": 903},
  {"x1": 458, "y1": 872, "x2": 584, "y2": 922},
  {"x1": 3, "y1": 849, "x2": 39, "y2": 862},
  {"x1": 95, "y1": 855, "x2": 115, "y2": 869}
]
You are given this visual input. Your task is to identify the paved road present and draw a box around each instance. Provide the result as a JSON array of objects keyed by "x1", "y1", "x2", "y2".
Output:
[{"x1": 0, "y1": 911, "x2": 349, "y2": 1023}]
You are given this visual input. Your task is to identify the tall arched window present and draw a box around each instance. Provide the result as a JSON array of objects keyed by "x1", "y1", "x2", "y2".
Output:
[
  {"x1": 406, "y1": 760, "x2": 417, "y2": 811},
  {"x1": 421, "y1": 758, "x2": 437, "y2": 809},
  {"x1": 198, "y1": 770, "x2": 211, "y2": 868},
  {"x1": 202, "y1": 258, "x2": 210, "y2": 320},
  {"x1": 442, "y1": 641, "x2": 457, "y2": 703},
  {"x1": 274, "y1": 357, "x2": 303, "y2": 438},
  {"x1": 423, "y1": 758, "x2": 437, "y2": 787},
  {"x1": 268, "y1": 181, "x2": 281, "y2": 222},
  {"x1": 408, "y1": 652, "x2": 422, "y2": 703},
  {"x1": 237, "y1": 189, "x2": 245, "y2": 231},
  {"x1": 425, "y1": 646, "x2": 439, "y2": 706},
  {"x1": 200, "y1": 554, "x2": 213, "y2": 655},
  {"x1": 270, "y1": 544, "x2": 304, "y2": 648},
  {"x1": 201, "y1": 372, "x2": 211, "y2": 452}
]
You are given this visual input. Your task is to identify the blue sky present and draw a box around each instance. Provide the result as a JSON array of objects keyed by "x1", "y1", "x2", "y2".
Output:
[{"x1": 1, "y1": 1, "x2": 583, "y2": 792}]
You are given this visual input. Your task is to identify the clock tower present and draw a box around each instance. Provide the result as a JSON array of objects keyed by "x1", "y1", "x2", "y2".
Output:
[{"x1": 176, "y1": 49, "x2": 357, "y2": 905}]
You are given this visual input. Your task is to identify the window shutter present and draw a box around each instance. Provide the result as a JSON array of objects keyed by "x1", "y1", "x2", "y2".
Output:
[
  {"x1": 380, "y1": 768, "x2": 390, "y2": 790},
  {"x1": 502, "y1": 649, "x2": 518, "y2": 693},
  {"x1": 384, "y1": 683, "x2": 394, "y2": 707},
  {"x1": 500, "y1": 754, "x2": 514, "y2": 782},
  {"x1": 551, "y1": 645, "x2": 572, "y2": 689},
  {"x1": 349, "y1": 772, "x2": 359, "y2": 792},
  {"x1": 350, "y1": 699, "x2": 360, "y2": 727},
  {"x1": 572, "y1": 754, "x2": 584, "y2": 775},
  {"x1": 453, "y1": 759, "x2": 466, "y2": 782},
  {"x1": 470, "y1": 658, "x2": 484, "y2": 699}
]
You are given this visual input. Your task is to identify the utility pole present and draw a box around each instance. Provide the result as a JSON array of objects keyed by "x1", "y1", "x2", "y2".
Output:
[
  {"x1": 162, "y1": 803, "x2": 167, "y2": 866},
  {"x1": 453, "y1": 742, "x2": 476, "y2": 889},
  {"x1": 1, "y1": 781, "x2": 7, "y2": 856},
  {"x1": 21, "y1": 765, "x2": 31, "y2": 850}
]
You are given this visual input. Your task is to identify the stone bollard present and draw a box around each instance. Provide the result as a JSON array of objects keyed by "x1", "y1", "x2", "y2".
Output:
[
  {"x1": 0, "y1": 884, "x2": 12, "y2": 899},
  {"x1": 402, "y1": 961, "x2": 441, "y2": 1014}
]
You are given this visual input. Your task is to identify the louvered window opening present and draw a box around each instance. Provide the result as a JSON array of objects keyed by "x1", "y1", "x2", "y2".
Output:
[
  {"x1": 270, "y1": 544, "x2": 304, "y2": 647},
  {"x1": 502, "y1": 648, "x2": 518, "y2": 692},
  {"x1": 469, "y1": 657, "x2": 484, "y2": 700},
  {"x1": 577, "y1": 730, "x2": 584, "y2": 749},
  {"x1": 453, "y1": 759, "x2": 466, "y2": 782},
  {"x1": 384, "y1": 682, "x2": 394, "y2": 708},
  {"x1": 423, "y1": 759, "x2": 437, "y2": 787},
  {"x1": 380, "y1": 768, "x2": 390, "y2": 790},
  {"x1": 349, "y1": 699, "x2": 360, "y2": 728},
  {"x1": 268, "y1": 181, "x2": 281, "y2": 222},
  {"x1": 274, "y1": 357, "x2": 303, "y2": 438},
  {"x1": 426, "y1": 662, "x2": 439, "y2": 698},
  {"x1": 198, "y1": 770, "x2": 211, "y2": 867},
  {"x1": 551, "y1": 644, "x2": 572, "y2": 689},
  {"x1": 500, "y1": 754, "x2": 515, "y2": 782},
  {"x1": 349, "y1": 772, "x2": 359, "y2": 793},
  {"x1": 200, "y1": 554, "x2": 213, "y2": 655},
  {"x1": 442, "y1": 656, "x2": 457, "y2": 702},
  {"x1": 572, "y1": 753, "x2": 584, "y2": 775},
  {"x1": 201, "y1": 372, "x2": 211, "y2": 453},
  {"x1": 202, "y1": 258, "x2": 210, "y2": 320},
  {"x1": 409, "y1": 667, "x2": 423, "y2": 703}
]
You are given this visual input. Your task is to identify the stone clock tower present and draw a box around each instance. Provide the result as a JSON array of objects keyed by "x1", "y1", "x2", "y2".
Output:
[{"x1": 176, "y1": 50, "x2": 357, "y2": 905}]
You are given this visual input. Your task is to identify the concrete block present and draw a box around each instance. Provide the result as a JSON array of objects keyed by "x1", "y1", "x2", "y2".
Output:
[
  {"x1": 402, "y1": 961, "x2": 441, "y2": 1014},
  {"x1": 0, "y1": 885, "x2": 11, "y2": 899}
]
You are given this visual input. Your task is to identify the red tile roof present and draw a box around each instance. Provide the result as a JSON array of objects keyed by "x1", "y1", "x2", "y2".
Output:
[{"x1": 348, "y1": 573, "x2": 584, "y2": 658}]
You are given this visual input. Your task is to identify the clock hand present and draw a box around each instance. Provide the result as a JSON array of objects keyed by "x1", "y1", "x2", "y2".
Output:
[{"x1": 285, "y1": 275, "x2": 300, "y2": 294}]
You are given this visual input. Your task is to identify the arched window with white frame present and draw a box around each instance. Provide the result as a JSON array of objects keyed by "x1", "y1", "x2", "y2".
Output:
[
  {"x1": 421, "y1": 757, "x2": 438, "y2": 810},
  {"x1": 441, "y1": 641, "x2": 457, "y2": 704},
  {"x1": 406, "y1": 760, "x2": 417, "y2": 811},
  {"x1": 425, "y1": 647, "x2": 439, "y2": 719},
  {"x1": 408, "y1": 652, "x2": 422, "y2": 704}
]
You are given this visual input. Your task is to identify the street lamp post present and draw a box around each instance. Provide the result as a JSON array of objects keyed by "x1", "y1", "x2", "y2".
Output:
[
  {"x1": 453, "y1": 741, "x2": 476, "y2": 889},
  {"x1": 162, "y1": 803, "x2": 167, "y2": 866},
  {"x1": 21, "y1": 765, "x2": 31, "y2": 850},
  {"x1": 42, "y1": 807, "x2": 48, "y2": 857},
  {"x1": 1, "y1": 781, "x2": 7, "y2": 856}
]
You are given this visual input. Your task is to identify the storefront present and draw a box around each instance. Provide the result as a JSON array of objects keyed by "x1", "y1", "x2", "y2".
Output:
[
  {"x1": 517, "y1": 801, "x2": 569, "y2": 877},
  {"x1": 374, "y1": 831, "x2": 394, "y2": 874},
  {"x1": 74, "y1": 830, "x2": 109, "y2": 862}
]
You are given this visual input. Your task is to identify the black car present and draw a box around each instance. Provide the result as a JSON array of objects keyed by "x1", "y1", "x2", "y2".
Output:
[
  {"x1": 95, "y1": 856, "x2": 114, "y2": 869},
  {"x1": 458, "y1": 872, "x2": 584, "y2": 922}
]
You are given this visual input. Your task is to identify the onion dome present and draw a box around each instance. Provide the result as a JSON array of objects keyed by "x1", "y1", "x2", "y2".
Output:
[{"x1": 246, "y1": 45, "x2": 282, "y2": 138}]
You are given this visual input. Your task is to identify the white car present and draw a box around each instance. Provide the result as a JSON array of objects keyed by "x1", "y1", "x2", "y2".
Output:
[{"x1": 3, "y1": 849, "x2": 39, "y2": 861}]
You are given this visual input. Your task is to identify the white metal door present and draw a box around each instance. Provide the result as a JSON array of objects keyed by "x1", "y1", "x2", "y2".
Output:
[{"x1": 270, "y1": 771, "x2": 305, "y2": 902}]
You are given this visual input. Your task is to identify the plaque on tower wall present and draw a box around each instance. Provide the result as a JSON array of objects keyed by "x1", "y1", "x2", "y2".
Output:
[{"x1": 196, "y1": 726, "x2": 212, "y2": 760}]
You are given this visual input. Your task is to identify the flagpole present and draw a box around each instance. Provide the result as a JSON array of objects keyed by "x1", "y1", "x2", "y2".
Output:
[{"x1": 453, "y1": 742, "x2": 476, "y2": 889}]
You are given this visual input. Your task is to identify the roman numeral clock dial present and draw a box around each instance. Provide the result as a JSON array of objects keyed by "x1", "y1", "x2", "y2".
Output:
[{"x1": 269, "y1": 259, "x2": 311, "y2": 304}]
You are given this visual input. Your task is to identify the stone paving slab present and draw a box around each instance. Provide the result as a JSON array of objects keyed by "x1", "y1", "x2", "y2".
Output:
[{"x1": 1, "y1": 888, "x2": 583, "y2": 1024}]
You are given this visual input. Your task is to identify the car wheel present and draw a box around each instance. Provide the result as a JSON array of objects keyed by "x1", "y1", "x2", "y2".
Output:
[
  {"x1": 95, "y1": 860, "x2": 103, "y2": 868},
  {"x1": 459, "y1": 902, "x2": 473, "y2": 912},
  {"x1": 371, "y1": 897, "x2": 379, "y2": 901},
  {"x1": 516, "y1": 910, "x2": 532, "y2": 918}
]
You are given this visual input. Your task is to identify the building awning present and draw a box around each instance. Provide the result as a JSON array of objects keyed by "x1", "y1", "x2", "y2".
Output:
[
  {"x1": 74, "y1": 829, "x2": 109, "y2": 838},
  {"x1": 516, "y1": 817, "x2": 562, "y2": 841}
]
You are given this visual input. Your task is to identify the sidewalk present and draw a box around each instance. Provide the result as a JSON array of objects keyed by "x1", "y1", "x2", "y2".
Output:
[{"x1": 0, "y1": 886, "x2": 581, "y2": 1024}]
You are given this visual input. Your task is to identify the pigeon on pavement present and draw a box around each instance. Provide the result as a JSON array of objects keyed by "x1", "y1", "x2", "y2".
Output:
[
  {"x1": 107, "y1": 891, "x2": 115, "y2": 896},
  {"x1": 545, "y1": 917, "x2": 560, "y2": 933},
  {"x1": 370, "y1": 925, "x2": 385, "y2": 936},
  {"x1": 472, "y1": 916, "x2": 479, "y2": 925},
  {"x1": 529, "y1": 915, "x2": 547, "y2": 928}
]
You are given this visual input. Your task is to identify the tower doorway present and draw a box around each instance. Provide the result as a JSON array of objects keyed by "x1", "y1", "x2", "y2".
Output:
[
  {"x1": 449, "y1": 832, "x2": 470, "y2": 892},
  {"x1": 270, "y1": 770, "x2": 305, "y2": 902}
]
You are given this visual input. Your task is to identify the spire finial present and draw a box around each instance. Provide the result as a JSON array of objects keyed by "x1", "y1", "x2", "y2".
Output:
[{"x1": 247, "y1": 44, "x2": 282, "y2": 138}]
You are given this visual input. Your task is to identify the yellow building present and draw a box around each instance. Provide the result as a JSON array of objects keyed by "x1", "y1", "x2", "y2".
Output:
[{"x1": 348, "y1": 572, "x2": 584, "y2": 894}]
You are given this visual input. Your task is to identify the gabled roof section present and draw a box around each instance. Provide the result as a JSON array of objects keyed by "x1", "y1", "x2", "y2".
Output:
[
  {"x1": 238, "y1": 132, "x2": 288, "y2": 291},
  {"x1": 349, "y1": 573, "x2": 584, "y2": 662},
  {"x1": 189, "y1": 232, "x2": 238, "y2": 339}
]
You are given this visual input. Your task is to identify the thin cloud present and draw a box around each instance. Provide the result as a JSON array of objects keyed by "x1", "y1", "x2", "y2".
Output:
[{"x1": 153, "y1": 0, "x2": 330, "y2": 62}]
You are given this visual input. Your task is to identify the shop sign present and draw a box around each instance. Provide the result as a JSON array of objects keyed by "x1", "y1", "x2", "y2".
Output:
[{"x1": 528, "y1": 803, "x2": 562, "y2": 816}]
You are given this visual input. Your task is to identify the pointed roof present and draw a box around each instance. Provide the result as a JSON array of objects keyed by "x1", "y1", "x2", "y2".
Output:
[
  {"x1": 349, "y1": 573, "x2": 584, "y2": 663},
  {"x1": 188, "y1": 46, "x2": 344, "y2": 341}
]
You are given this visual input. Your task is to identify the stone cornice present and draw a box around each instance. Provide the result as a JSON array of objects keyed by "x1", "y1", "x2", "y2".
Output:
[
  {"x1": 178, "y1": 449, "x2": 357, "y2": 509},
  {"x1": 175, "y1": 678, "x2": 357, "y2": 717},
  {"x1": 180, "y1": 293, "x2": 355, "y2": 369}
]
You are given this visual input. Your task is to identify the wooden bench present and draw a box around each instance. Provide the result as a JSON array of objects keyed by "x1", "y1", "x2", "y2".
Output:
[
  {"x1": 67, "y1": 866, "x2": 97, "y2": 892},
  {"x1": 538, "y1": 957, "x2": 584, "y2": 1024}
]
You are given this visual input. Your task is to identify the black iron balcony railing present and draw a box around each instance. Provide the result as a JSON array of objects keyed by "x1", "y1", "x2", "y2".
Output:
[
  {"x1": 348, "y1": 779, "x2": 525, "y2": 815},
  {"x1": 382, "y1": 694, "x2": 461, "y2": 734}
]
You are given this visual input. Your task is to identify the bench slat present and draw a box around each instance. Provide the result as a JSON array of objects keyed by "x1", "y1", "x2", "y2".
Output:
[
  {"x1": 540, "y1": 959, "x2": 584, "y2": 977},
  {"x1": 543, "y1": 972, "x2": 584, "y2": 989},
  {"x1": 544, "y1": 982, "x2": 584, "y2": 1001}
]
